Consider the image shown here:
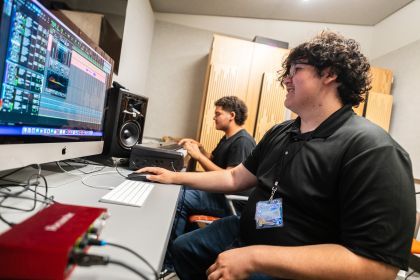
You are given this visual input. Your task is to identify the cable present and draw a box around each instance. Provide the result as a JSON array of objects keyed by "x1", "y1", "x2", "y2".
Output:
[
  {"x1": 70, "y1": 252, "x2": 150, "y2": 279},
  {"x1": 56, "y1": 161, "x2": 105, "y2": 176},
  {"x1": 170, "y1": 162, "x2": 176, "y2": 172},
  {"x1": 405, "y1": 270, "x2": 415, "y2": 279},
  {"x1": 0, "y1": 166, "x2": 52, "y2": 226},
  {"x1": 81, "y1": 170, "x2": 119, "y2": 190},
  {"x1": 0, "y1": 197, "x2": 15, "y2": 226},
  {"x1": 0, "y1": 167, "x2": 26, "y2": 180},
  {"x1": 115, "y1": 160, "x2": 130, "y2": 179},
  {"x1": 87, "y1": 239, "x2": 158, "y2": 280},
  {"x1": 62, "y1": 160, "x2": 106, "y2": 174}
]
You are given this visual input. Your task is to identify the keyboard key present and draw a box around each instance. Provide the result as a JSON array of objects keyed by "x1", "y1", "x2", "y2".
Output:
[{"x1": 100, "y1": 180, "x2": 154, "y2": 207}]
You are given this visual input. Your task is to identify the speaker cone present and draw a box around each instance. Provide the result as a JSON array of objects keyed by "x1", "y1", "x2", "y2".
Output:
[{"x1": 119, "y1": 121, "x2": 141, "y2": 149}]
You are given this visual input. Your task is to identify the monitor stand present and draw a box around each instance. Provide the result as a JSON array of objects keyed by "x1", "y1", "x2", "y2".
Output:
[{"x1": 83, "y1": 155, "x2": 129, "y2": 167}]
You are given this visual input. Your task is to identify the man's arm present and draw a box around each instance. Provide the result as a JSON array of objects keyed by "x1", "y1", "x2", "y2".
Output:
[
  {"x1": 182, "y1": 141, "x2": 221, "y2": 171},
  {"x1": 138, "y1": 163, "x2": 256, "y2": 194},
  {"x1": 207, "y1": 244, "x2": 398, "y2": 280},
  {"x1": 179, "y1": 138, "x2": 212, "y2": 159}
]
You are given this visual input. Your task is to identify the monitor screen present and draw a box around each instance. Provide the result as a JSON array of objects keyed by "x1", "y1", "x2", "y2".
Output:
[{"x1": 0, "y1": 0, "x2": 113, "y2": 171}]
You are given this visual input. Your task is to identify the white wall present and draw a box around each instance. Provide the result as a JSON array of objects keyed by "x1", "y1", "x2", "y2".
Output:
[
  {"x1": 371, "y1": 0, "x2": 420, "y2": 59},
  {"x1": 113, "y1": 0, "x2": 154, "y2": 96},
  {"x1": 155, "y1": 13, "x2": 374, "y2": 57},
  {"x1": 372, "y1": 39, "x2": 420, "y2": 178},
  {"x1": 143, "y1": 21, "x2": 213, "y2": 139}
]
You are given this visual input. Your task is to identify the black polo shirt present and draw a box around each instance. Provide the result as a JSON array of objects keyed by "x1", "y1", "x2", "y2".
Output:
[
  {"x1": 241, "y1": 105, "x2": 415, "y2": 270},
  {"x1": 212, "y1": 129, "x2": 256, "y2": 169},
  {"x1": 212, "y1": 129, "x2": 256, "y2": 208}
]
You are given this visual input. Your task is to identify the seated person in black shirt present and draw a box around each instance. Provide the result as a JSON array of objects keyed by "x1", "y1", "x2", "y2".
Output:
[
  {"x1": 140, "y1": 31, "x2": 415, "y2": 280},
  {"x1": 175, "y1": 96, "x2": 256, "y2": 236},
  {"x1": 162, "y1": 96, "x2": 256, "y2": 275}
]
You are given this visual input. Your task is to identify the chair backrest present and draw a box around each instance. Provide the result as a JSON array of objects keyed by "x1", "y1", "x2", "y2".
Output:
[
  {"x1": 225, "y1": 194, "x2": 248, "y2": 216},
  {"x1": 188, "y1": 195, "x2": 249, "y2": 228}
]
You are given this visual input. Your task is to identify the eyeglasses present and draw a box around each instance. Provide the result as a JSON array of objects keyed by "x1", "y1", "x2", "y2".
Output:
[{"x1": 285, "y1": 63, "x2": 313, "y2": 79}]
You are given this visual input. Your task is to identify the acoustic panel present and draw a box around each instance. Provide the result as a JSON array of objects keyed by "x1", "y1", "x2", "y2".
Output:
[
  {"x1": 364, "y1": 91, "x2": 393, "y2": 132},
  {"x1": 370, "y1": 66, "x2": 393, "y2": 95},
  {"x1": 254, "y1": 72, "x2": 288, "y2": 142},
  {"x1": 198, "y1": 64, "x2": 239, "y2": 167}
]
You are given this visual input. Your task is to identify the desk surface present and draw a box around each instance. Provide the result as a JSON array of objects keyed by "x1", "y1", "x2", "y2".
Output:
[{"x1": 0, "y1": 164, "x2": 181, "y2": 279}]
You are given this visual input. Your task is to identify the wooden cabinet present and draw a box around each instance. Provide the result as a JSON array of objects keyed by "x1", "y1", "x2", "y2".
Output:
[
  {"x1": 197, "y1": 35, "x2": 289, "y2": 155},
  {"x1": 354, "y1": 67, "x2": 394, "y2": 132}
]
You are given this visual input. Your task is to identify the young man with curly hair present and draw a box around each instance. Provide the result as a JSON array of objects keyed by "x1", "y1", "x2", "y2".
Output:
[{"x1": 140, "y1": 31, "x2": 415, "y2": 280}]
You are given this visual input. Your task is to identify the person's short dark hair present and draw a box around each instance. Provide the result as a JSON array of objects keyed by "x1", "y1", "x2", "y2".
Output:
[
  {"x1": 214, "y1": 96, "x2": 248, "y2": 126},
  {"x1": 279, "y1": 30, "x2": 371, "y2": 106}
]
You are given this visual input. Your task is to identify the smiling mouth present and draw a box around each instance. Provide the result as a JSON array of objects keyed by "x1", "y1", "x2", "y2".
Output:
[{"x1": 287, "y1": 88, "x2": 295, "y2": 94}]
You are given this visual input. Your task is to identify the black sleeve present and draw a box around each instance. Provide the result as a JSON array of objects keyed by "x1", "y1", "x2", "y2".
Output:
[
  {"x1": 225, "y1": 137, "x2": 255, "y2": 168},
  {"x1": 339, "y1": 143, "x2": 416, "y2": 270}
]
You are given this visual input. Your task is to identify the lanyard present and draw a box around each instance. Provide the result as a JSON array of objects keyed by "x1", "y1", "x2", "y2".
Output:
[
  {"x1": 270, "y1": 137, "x2": 307, "y2": 202},
  {"x1": 269, "y1": 181, "x2": 279, "y2": 202}
]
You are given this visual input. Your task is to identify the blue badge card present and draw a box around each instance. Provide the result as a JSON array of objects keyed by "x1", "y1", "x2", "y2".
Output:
[{"x1": 255, "y1": 198, "x2": 283, "y2": 229}]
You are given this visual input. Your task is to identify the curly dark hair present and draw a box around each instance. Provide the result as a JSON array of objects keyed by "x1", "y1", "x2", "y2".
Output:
[
  {"x1": 214, "y1": 96, "x2": 248, "y2": 126},
  {"x1": 279, "y1": 30, "x2": 371, "y2": 106}
]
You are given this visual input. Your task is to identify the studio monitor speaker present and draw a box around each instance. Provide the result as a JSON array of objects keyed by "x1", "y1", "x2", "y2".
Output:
[{"x1": 102, "y1": 87, "x2": 148, "y2": 158}]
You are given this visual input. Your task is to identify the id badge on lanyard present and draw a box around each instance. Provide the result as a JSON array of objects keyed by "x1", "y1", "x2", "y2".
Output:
[{"x1": 255, "y1": 181, "x2": 283, "y2": 229}]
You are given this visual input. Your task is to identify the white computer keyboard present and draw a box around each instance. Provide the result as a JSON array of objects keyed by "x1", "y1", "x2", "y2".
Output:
[{"x1": 99, "y1": 180, "x2": 154, "y2": 207}]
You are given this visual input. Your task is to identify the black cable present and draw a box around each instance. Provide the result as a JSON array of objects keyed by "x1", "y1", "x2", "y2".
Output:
[
  {"x1": 88, "y1": 239, "x2": 158, "y2": 280},
  {"x1": 0, "y1": 170, "x2": 52, "y2": 226},
  {"x1": 57, "y1": 161, "x2": 106, "y2": 174},
  {"x1": 0, "y1": 213, "x2": 14, "y2": 226},
  {"x1": 115, "y1": 159, "x2": 129, "y2": 178},
  {"x1": 69, "y1": 158, "x2": 107, "y2": 166},
  {"x1": 0, "y1": 197, "x2": 15, "y2": 227},
  {"x1": 0, "y1": 167, "x2": 26, "y2": 180},
  {"x1": 405, "y1": 270, "x2": 415, "y2": 279}
]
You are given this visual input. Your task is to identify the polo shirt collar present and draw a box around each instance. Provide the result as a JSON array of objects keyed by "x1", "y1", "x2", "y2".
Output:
[{"x1": 288, "y1": 105, "x2": 354, "y2": 139}]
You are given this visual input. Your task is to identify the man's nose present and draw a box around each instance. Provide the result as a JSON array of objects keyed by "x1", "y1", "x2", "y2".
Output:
[{"x1": 283, "y1": 76, "x2": 293, "y2": 85}]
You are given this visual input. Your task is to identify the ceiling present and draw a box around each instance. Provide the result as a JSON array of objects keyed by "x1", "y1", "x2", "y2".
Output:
[
  {"x1": 49, "y1": 0, "x2": 127, "y2": 16},
  {"x1": 150, "y1": 0, "x2": 414, "y2": 26}
]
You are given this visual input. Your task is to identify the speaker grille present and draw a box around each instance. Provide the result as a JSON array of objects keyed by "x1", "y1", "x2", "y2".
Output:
[{"x1": 119, "y1": 121, "x2": 141, "y2": 148}]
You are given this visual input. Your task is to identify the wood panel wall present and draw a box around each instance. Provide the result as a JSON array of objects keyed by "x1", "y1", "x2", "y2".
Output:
[
  {"x1": 364, "y1": 91, "x2": 394, "y2": 132},
  {"x1": 198, "y1": 64, "x2": 239, "y2": 156},
  {"x1": 254, "y1": 72, "x2": 288, "y2": 142},
  {"x1": 197, "y1": 35, "x2": 287, "y2": 153}
]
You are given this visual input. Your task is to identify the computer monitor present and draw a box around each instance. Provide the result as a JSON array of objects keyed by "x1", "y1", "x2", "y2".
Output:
[{"x1": 0, "y1": 0, "x2": 113, "y2": 171}]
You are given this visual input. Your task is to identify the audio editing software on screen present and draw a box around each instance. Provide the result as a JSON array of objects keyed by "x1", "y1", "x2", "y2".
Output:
[{"x1": 0, "y1": 0, "x2": 112, "y2": 137}]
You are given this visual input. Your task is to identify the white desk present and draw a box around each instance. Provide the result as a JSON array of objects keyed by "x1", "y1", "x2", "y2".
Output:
[{"x1": 0, "y1": 164, "x2": 181, "y2": 279}]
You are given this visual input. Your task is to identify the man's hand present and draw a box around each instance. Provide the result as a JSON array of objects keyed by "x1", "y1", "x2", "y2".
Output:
[
  {"x1": 179, "y1": 138, "x2": 206, "y2": 152},
  {"x1": 183, "y1": 141, "x2": 202, "y2": 160},
  {"x1": 137, "y1": 167, "x2": 178, "y2": 184},
  {"x1": 206, "y1": 247, "x2": 255, "y2": 280},
  {"x1": 178, "y1": 138, "x2": 201, "y2": 147}
]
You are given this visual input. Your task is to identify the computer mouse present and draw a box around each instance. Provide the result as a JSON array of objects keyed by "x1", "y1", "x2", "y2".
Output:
[{"x1": 127, "y1": 172, "x2": 152, "y2": 182}]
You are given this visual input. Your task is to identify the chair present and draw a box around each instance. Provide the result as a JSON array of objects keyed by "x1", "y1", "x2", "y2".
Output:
[
  {"x1": 188, "y1": 195, "x2": 248, "y2": 228},
  {"x1": 407, "y1": 212, "x2": 420, "y2": 276}
]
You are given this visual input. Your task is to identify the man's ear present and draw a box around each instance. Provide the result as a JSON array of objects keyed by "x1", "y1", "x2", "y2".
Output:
[
  {"x1": 322, "y1": 67, "x2": 338, "y2": 85},
  {"x1": 230, "y1": 111, "x2": 236, "y2": 121}
]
